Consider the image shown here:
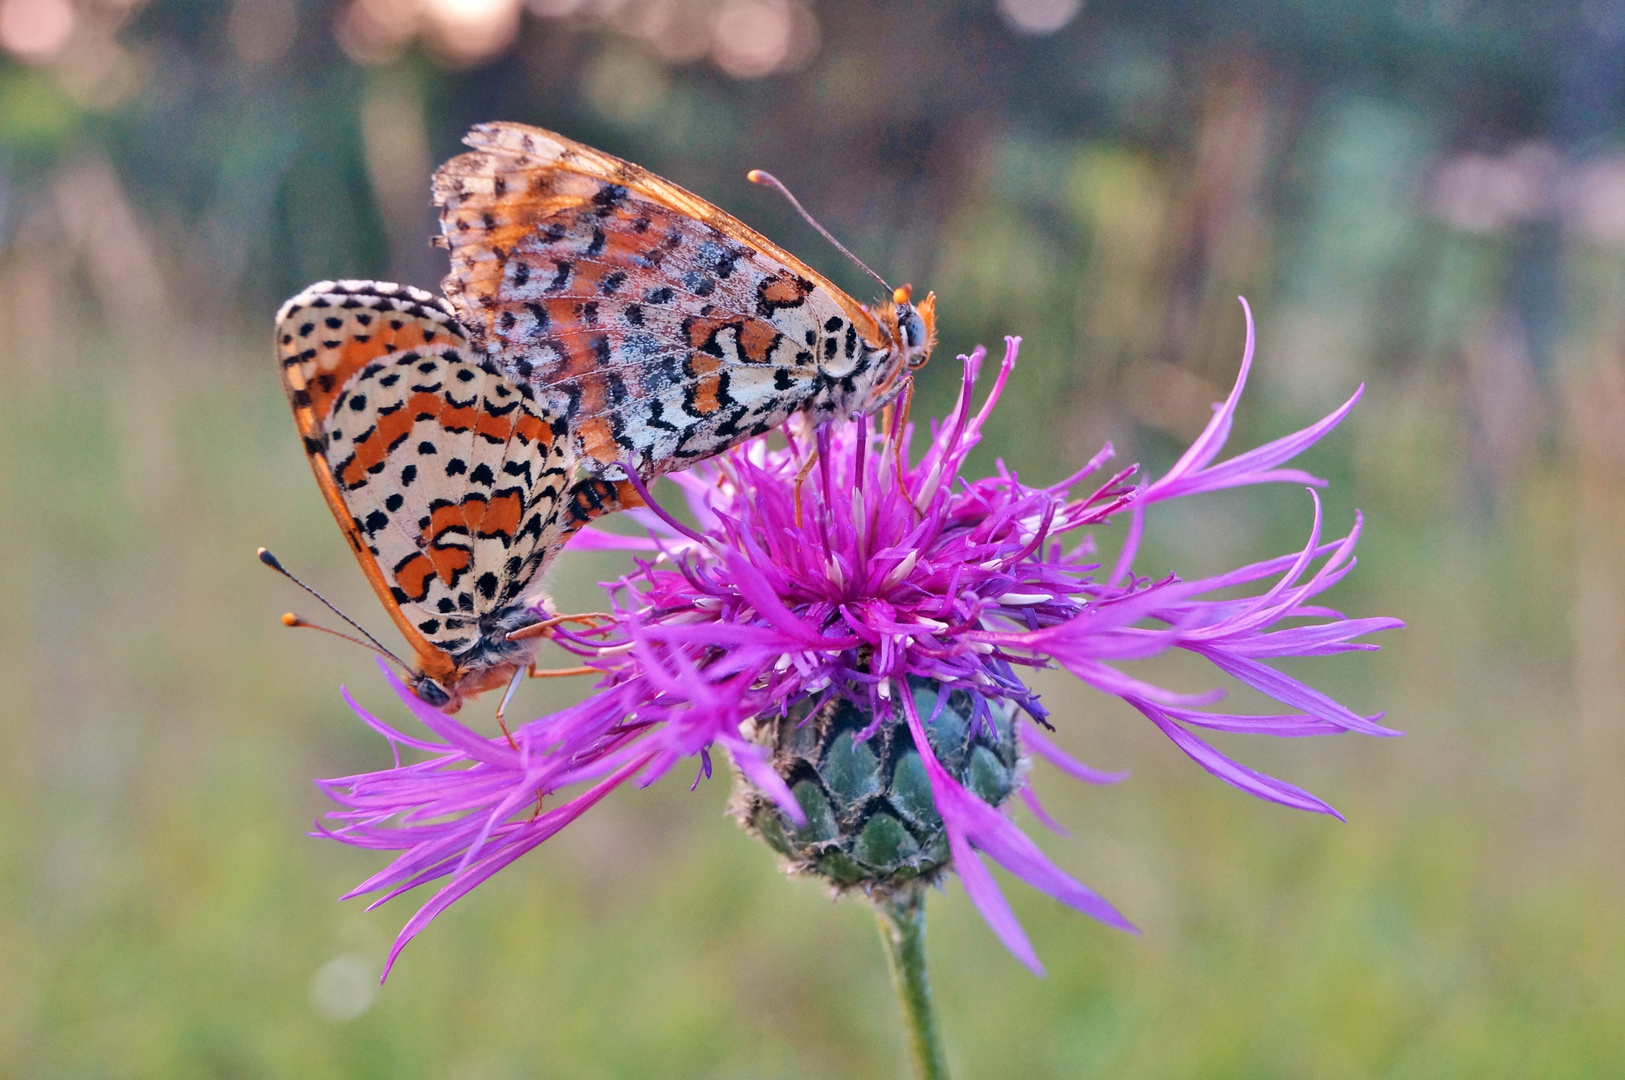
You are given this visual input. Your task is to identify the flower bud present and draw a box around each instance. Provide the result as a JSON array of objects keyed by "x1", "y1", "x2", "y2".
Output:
[{"x1": 731, "y1": 677, "x2": 1024, "y2": 891}]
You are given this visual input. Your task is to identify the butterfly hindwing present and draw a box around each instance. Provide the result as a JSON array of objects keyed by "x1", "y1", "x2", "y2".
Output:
[
  {"x1": 433, "y1": 123, "x2": 893, "y2": 476},
  {"x1": 277, "y1": 278, "x2": 469, "y2": 439},
  {"x1": 321, "y1": 348, "x2": 573, "y2": 655},
  {"x1": 275, "y1": 280, "x2": 575, "y2": 671}
]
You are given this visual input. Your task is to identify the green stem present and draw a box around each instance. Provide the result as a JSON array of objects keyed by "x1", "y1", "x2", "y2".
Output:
[{"x1": 875, "y1": 886, "x2": 950, "y2": 1080}]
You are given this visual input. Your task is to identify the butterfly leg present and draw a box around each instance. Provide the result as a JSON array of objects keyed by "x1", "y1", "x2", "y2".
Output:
[
  {"x1": 792, "y1": 447, "x2": 820, "y2": 527},
  {"x1": 527, "y1": 662, "x2": 598, "y2": 678},
  {"x1": 500, "y1": 613, "x2": 604, "y2": 675},
  {"x1": 492, "y1": 651, "x2": 596, "y2": 751},
  {"x1": 886, "y1": 379, "x2": 916, "y2": 478},
  {"x1": 491, "y1": 683, "x2": 547, "y2": 818},
  {"x1": 495, "y1": 663, "x2": 529, "y2": 719},
  {"x1": 506, "y1": 613, "x2": 611, "y2": 682},
  {"x1": 505, "y1": 611, "x2": 615, "y2": 643},
  {"x1": 504, "y1": 614, "x2": 606, "y2": 680}
]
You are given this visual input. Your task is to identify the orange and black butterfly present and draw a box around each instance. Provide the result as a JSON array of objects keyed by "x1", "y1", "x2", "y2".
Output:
[{"x1": 274, "y1": 123, "x2": 937, "y2": 711}]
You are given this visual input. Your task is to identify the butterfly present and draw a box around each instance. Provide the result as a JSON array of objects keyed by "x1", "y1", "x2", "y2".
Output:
[
  {"x1": 274, "y1": 124, "x2": 937, "y2": 712},
  {"x1": 431, "y1": 122, "x2": 936, "y2": 480}
]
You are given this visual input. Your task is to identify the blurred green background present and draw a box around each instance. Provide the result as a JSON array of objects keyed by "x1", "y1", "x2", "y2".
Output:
[{"x1": 3, "y1": 0, "x2": 1623, "y2": 1076}]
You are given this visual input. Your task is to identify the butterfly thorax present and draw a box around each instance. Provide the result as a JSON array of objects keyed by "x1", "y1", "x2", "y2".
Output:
[{"x1": 412, "y1": 601, "x2": 544, "y2": 711}]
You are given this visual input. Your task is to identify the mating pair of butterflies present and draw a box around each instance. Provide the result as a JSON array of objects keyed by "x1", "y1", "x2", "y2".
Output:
[{"x1": 274, "y1": 123, "x2": 937, "y2": 712}]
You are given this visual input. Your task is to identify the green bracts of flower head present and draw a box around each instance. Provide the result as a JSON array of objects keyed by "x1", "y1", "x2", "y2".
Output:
[{"x1": 732, "y1": 677, "x2": 1022, "y2": 891}]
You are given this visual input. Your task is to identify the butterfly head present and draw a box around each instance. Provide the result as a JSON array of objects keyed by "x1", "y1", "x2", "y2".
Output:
[
  {"x1": 892, "y1": 285, "x2": 937, "y2": 371},
  {"x1": 409, "y1": 660, "x2": 528, "y2": 715},
  {"x1": 821, "y1": 285, "x2": 938, "y2": 420}
]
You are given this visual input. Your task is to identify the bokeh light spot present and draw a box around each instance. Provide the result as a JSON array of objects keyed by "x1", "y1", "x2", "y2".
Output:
[
  {"x1": 335, "y1": 0, "x2": 424, "y2": 65},
  {"x1": 712, "y1": 0, "x2": 793, "y2": 79},
  {"x1": 308, "y1": 954, "x2": 380, "y2": 1021},
  {"x1": 423, "y1": 0, "x2": 521, "y2": 66},
  {"x1": 997, "y1": 0, "x2": 1082, "y2": 36},
  {"x1": 636, "y1": 0, "x2": 713, "y2": 64},
  {"x1": 583, "y1": 44, "x2": 671, "y2": 125},
  {"x1": 0, "y1": 0, "x2": 75, "y2": 63}
]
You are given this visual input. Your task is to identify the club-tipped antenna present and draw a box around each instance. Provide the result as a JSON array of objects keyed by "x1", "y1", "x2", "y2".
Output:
[
  {"x1": 747, "y1": 169, "x2": 891, "y2": 294},
  {"x1": 278, "y1": 612, "x2": 404, "y2": 663},
  {"x1": 257, "y1": 547, "x2": 409, "y2": 670}
]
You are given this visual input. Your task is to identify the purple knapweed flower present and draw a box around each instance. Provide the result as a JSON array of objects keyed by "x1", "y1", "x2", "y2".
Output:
[{"x1": 319, "y1": 299, "x2": 1401, "y2": 977}]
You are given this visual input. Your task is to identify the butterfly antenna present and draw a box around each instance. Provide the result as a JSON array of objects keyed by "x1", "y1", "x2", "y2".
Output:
[
  {"x1": 747, "y1": 170, "x2": 891, "y2": 294},
  {"x1": 278, "y1": 612, "x2": 407, "y2": 664},
  {"x1": 257, "y1": 547, "x2": 409, "y2": 669}
]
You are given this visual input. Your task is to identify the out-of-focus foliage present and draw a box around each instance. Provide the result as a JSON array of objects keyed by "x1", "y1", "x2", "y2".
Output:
[{"x1": 2, "y1": 1, "x2": 1622, "y2": 1076}]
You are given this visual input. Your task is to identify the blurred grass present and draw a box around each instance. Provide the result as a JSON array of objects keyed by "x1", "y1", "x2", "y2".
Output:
[{"x1": 3, "y1": 1, "x2": 1625, "y2": 1076}]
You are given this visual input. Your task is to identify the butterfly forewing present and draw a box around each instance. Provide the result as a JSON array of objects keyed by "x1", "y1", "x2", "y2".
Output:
[{"x1": 434, "y1": 123, "x2": 893, "y2": 476}]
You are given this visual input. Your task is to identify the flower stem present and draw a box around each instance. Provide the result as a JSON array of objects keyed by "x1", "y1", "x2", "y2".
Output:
[{"x1": 875, "y1": 886, "x2": 949, "y2": 1080}]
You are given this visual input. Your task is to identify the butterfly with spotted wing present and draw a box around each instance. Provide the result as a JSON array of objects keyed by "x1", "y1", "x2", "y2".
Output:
[{"x1": 432, "y1": 122, "x2": 936, "y2": 479}]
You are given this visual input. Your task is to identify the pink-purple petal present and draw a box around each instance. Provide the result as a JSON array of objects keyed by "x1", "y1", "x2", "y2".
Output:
[{"x1": 1130, "y1": 698, "x2": 1344, "y2": 818}]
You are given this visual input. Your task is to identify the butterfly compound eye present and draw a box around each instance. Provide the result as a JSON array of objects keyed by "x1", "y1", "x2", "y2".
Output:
[
  {"x1": 415, "y1": 677, "x2": 452, "y2": 708},
  {"x1": 900, "y1": 307, "x2": 928, "y2": 352}
]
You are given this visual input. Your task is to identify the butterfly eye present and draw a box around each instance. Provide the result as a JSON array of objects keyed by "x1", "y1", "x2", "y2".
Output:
[
  {"x1": 415, "y1": 678, "x2": 452, "y2": 708},
  {"x1": 899, "y1": 308, "x2": 926, "y2": 349}
]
